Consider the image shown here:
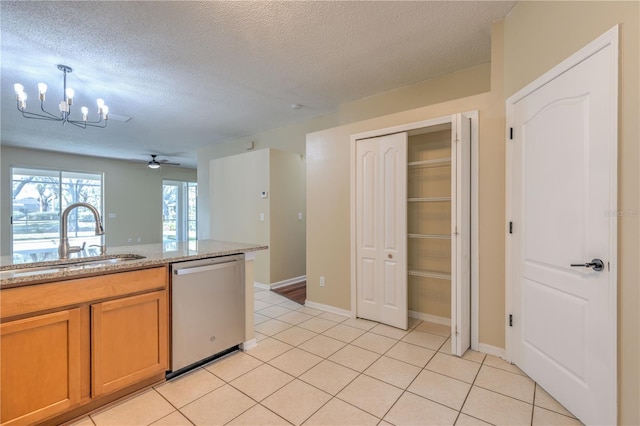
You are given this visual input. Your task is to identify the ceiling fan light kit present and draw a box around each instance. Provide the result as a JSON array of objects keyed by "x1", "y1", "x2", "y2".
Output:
[
  {"x1": 147, "y1": 155, "x2": 180, "y2": 169},
  {"x1": 13, "y1": 64, "x2": 110, "y2": 129},
  {"x1": 148, "y1": 155, "x2": 161, "y2": 169}
]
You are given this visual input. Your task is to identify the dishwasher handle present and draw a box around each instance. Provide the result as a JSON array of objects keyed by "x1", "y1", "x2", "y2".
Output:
[{"x1": 173, "y1": 261, "x2": 239, "y2": 276}]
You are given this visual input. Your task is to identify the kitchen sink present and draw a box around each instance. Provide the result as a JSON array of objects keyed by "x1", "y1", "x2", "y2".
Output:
[{"x1": 0, "y1": 254, "x2": 147, "y2": 276}]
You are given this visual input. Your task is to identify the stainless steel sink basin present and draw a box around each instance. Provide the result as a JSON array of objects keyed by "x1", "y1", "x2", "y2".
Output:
[{"x1": 1, "y1": 254, "x2": 146, "y2": 276}]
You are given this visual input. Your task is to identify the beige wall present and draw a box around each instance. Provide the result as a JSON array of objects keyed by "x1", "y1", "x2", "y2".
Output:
[
  {"x1": 338, "y1": 63, "x2": 491, "y2": 125},
  {"x1": 270, "y1": 149, "x2": 306, "y2": 283},
  {"x1": 0, "y1": 146, "x2": 196, "y2": 255},
  {"x1": 211, "y1": 149, "x2": 271, "y2": 283},
  {"x1": 209, "y1": 148, "x2": 305, "y2": 285},
  {"x1": 306, "y1": 22, "x2": 506, "y2": 348},
  {"x1": 503, "y1": 2, "x2": 639, "y2": 423}
]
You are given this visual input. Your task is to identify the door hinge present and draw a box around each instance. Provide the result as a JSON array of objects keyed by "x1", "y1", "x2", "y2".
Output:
[
  {"x1": 509, "y1": 314, "x2": 513, "y2": 327},
  {"x1": 509, "y1": 221, "x2": 513, "y2": 234},
  {"x1": 509, "y1": 127, "x2": 514, "y2": 140},
  {"x1": 10, "y1": 216, "x2": 13, "y2": 225}
]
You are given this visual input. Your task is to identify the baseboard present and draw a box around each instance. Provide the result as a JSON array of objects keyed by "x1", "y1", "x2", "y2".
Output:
[
  {"x1": 304, "y1": 300, "x2": 352, "y2": 318},
  {"x1": 254, "y1": 277, "x2": 306, "y2": 291},
  {"x1": 240, "y1": 338, "x2": 257, "y2": 351},
  {"x1": 270, "y1": 275, "x2": 306, "y2": 290},
  {"x1": 408, "y1": 310, "x2": 451, "y2": 326},
  {"x1": 478, "y1": 343, "x2": 505, "y2": 359}
]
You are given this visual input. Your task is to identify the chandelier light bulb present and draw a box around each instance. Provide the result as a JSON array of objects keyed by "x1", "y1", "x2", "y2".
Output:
[
  {"x1": 18, "y1": 91, "x2": 27, "y2": 109},
  {"x1": 65, "y1": 87, "x2": 75, "y2": 104},
  {"x1": 14, "y1": 83, "x2": 24, "y2": 95},
  {"x1": 102, "y1": 105, "x2": 109, "y2": 119},
  {"x1": 81, "y1": 106, "x2": 89, "y2": 121},
  {"x1": 38, "y1": 83, "x2": 47, "y2": 101}
]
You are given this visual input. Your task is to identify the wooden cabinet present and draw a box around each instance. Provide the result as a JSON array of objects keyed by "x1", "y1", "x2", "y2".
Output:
[
  {"x1": 92, "y1": 291, "x2": 168, "y2": 396},
  {"x1": 0, "y1": 266, "x2": 168, "y2": 426},
  {"x1": 0, "y1": 309, "x2": 83, "y2": 425}
]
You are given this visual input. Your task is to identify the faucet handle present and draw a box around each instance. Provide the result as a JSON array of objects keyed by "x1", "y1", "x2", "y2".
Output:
[
  {"x1": 69, "y1": 241, "x2": 87, "y2": 254},
  {"x1": 89, "y1": 244, "x2": 107, "y2": 255}
]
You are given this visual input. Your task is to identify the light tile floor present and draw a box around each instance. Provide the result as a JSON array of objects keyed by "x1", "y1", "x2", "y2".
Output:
[{"x1": 76, "y1": 287, "x2": 582, "y2": 426}]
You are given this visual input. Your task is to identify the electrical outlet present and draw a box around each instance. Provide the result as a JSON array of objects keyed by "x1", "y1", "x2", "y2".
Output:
[{"x1": 319, "y1": 276, "x2": 325, "y2": 287}]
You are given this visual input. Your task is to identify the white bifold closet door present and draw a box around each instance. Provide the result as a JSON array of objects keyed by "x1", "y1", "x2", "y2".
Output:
[
  {"x1": 354, "y1": 114, "x2": 471, "y2": 356},
  {"x1": 355, "y1": 132, "x2": 408, "y2": 330},
  {"x1": 451, "y1": 114, "x2": 471, "y2": 356}
]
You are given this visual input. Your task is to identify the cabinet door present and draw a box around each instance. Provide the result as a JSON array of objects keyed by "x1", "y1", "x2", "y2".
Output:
[
  {"x1": 91, "y1": 291, "x2": 168, "y2": 396},
  {"x1": 356, "y1": 132, "x2": 408, "y2": 329},
  {"x1": 1, "y1": 309, "x2": 82, "y2": 425}
]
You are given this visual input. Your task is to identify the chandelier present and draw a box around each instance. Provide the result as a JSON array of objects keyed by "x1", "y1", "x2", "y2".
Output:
[{"x1": 13, "y1": 64, "x2": 109, "y2": 129}]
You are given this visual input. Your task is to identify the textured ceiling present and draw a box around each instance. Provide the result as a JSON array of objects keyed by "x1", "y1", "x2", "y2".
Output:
[{"x1": 1, "y1": 1, "x2": 515, "y2": 168}]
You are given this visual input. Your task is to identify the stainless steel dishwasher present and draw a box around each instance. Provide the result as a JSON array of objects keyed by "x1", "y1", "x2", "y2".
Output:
[{"x1": 168, "y1": 254, "x2": 245, "y2": 378}]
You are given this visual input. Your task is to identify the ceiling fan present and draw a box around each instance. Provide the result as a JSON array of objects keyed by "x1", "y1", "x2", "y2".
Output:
[{"x1": 147, "y1": 154, "x2": 180, "y2": 169}]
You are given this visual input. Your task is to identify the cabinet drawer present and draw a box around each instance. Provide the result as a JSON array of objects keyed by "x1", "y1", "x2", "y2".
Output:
[{"x1": 1, "y1": 266, "x2": 167, "y2": 319}]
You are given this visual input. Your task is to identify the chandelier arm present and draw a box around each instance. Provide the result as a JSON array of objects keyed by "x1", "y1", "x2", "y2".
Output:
[
  {"x1": 67, "y1": 120, "x2": 87, "y2": 129},
  {"x1": 82, "y1": 120, "x2": 108, "y2": 129},
  {"x1": 39, "y1": 101, "x2": 61, "y2": 119},
  {"x1": 70, "y1": 116, "x2": 104, "y2": 125},
  {"x1": 18, "y1": 104, "x2": 63, "y2": 121}
]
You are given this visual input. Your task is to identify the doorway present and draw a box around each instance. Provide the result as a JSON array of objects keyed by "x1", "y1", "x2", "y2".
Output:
[{"x1": 163, "y1": 180, "x2": 197, "y2": 242}]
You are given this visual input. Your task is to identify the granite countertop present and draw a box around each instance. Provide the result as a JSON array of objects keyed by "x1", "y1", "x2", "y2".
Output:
[{"x1": 0, "y1": 240, "x2": 267, "y2": 289}]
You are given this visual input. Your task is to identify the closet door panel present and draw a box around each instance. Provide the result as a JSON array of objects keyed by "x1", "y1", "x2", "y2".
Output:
[
  {"x1": 356, "y1": 133, "x2": 407, "y2": 329},
  {"x1": 357, "y1": 140, "x2": 381, "y2": 320},
  {"x1": 451, "y1": 114, "x2": 471, "y2": 356},
  {"x1": 361, "y1": 259, "x2": 376, "y2": 302},
  {"x1": 379, "y1": 135, "x2": 407, "y2": 329}
]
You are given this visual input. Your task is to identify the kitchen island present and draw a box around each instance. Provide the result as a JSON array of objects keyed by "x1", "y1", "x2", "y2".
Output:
[{"x1": 0, "y1": 240, "x2": 267, "y2": 426}]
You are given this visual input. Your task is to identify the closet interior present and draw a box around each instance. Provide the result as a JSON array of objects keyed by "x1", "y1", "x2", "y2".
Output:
[{"x1": 407, "y1": 123, "x2": 453, "y2": 323}]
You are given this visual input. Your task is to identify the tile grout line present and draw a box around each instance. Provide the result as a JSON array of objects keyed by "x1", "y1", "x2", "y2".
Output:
[
  {"x1": 530, "y1": 384, "x2": 537, "y2": 426},
  {"x1": 453, "y1": 352, "x2": 488, "y2": 425}
]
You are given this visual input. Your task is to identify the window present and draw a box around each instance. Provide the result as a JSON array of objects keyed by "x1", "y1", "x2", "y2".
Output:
[
  {"x1": 162, "y1": 180, "x2": 197, "y2": 242},
  {"x1": 11, "y1": 167, "x2": 103, "y2": 261}
]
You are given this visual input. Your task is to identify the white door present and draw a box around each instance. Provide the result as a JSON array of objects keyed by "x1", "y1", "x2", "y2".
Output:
[
  {"x1": 356, "y1": 133, "x2": 408, "y2": 329},
  {"x1": 451, "y1": 114, "x2": 471, "y2": 356},
  {"x1": 507, "y1": 27, "x2": 617, "y2": 425}
]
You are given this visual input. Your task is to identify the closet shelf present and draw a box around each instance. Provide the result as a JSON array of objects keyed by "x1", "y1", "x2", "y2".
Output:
[
  {"x1": 408, "y1": 158, "x2": 451, "y2": 168},
  {"x1": 408, "y1": 233, "x2": 451, "y2": 240},
  {"x1": 408, "y1": 270, "x2": 452, "y2": 280},
  {"x1": 408, "y1": 197, "x2": 451, "y2": 203}
]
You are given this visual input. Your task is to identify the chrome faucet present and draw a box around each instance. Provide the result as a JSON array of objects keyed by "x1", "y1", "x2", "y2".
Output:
[{"x1": 58, "y1": 202, "x2": 105, "y2": 259}]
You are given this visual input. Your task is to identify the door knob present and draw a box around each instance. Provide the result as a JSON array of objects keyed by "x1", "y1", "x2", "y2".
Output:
[{"x1": 570, "y1": 258, "x2": 604, "y2": 272}]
